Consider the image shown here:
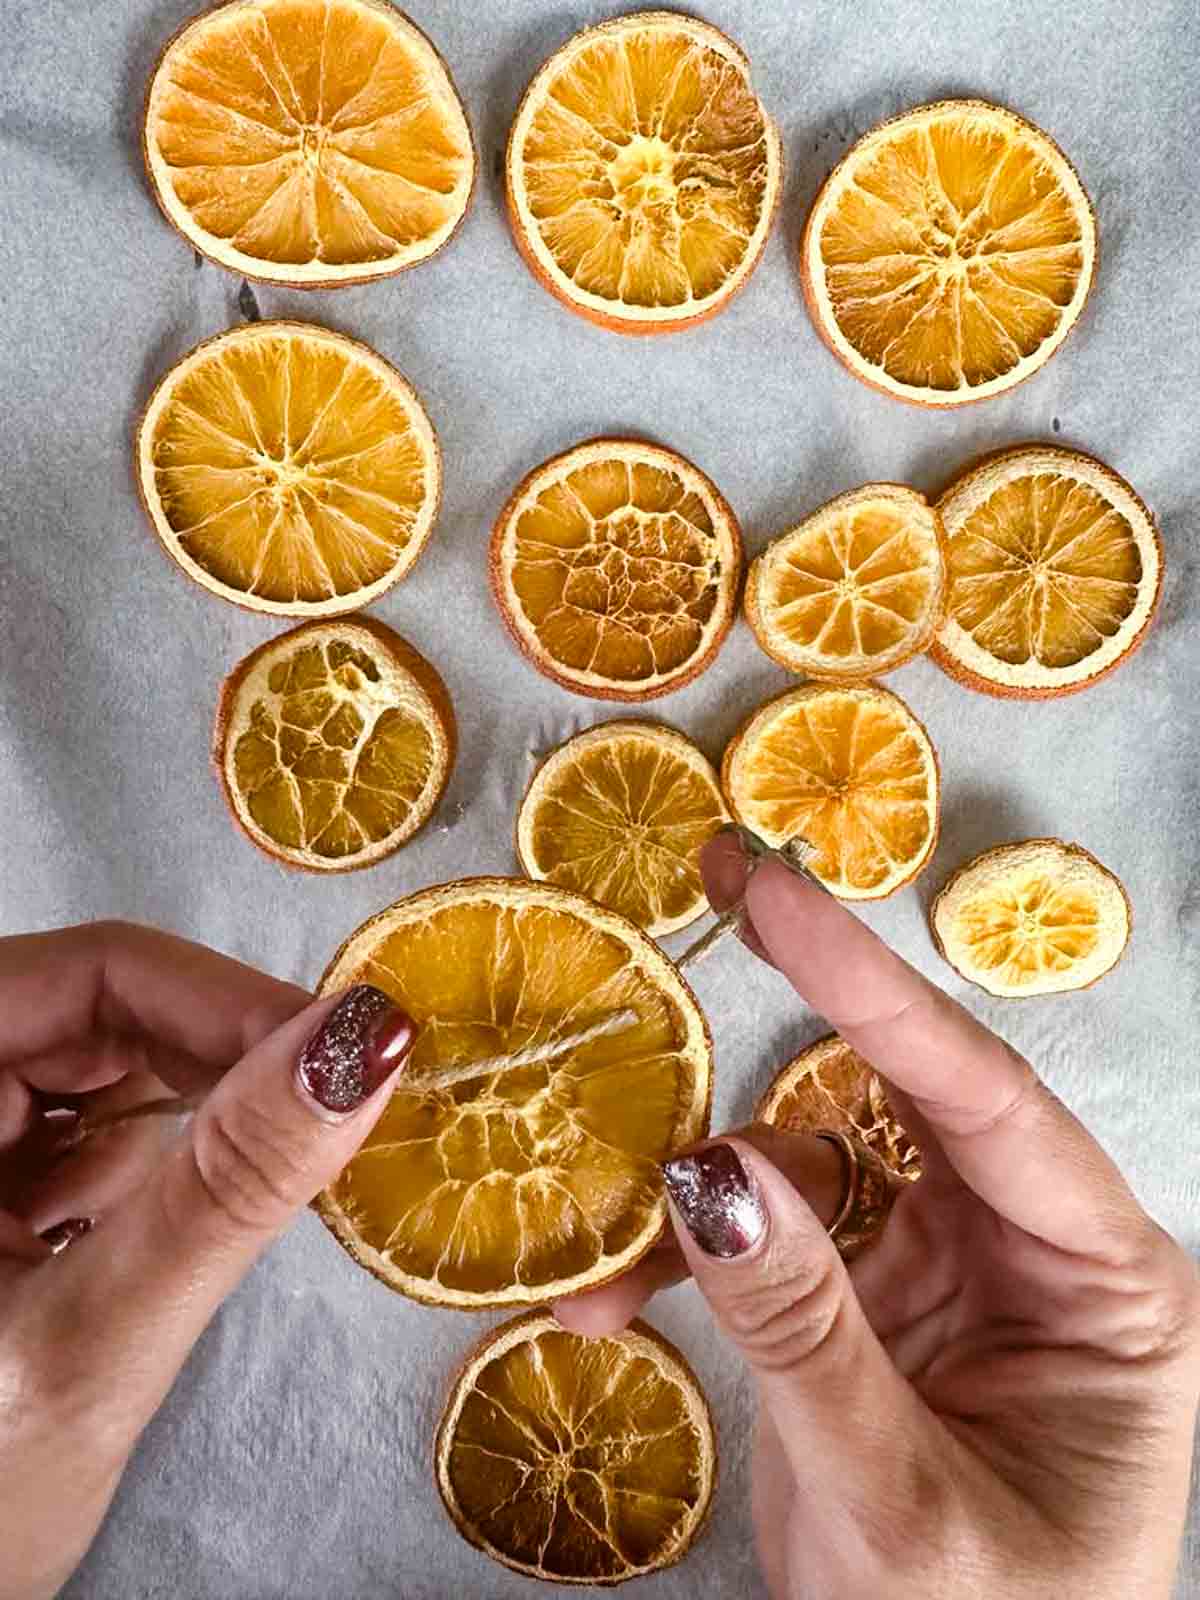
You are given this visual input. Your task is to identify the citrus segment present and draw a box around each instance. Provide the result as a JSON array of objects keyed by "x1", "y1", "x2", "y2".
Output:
[
  {"x1": 437, "y1": 1312, "x2": 715, "y2": 1584},
  {"x1": 144, "y1": 0, "x2": 475, "y2": 285},
  {"x1": 506, "y1": 11, "x2": 782, "y2": 332},
  {"x1": 746, "y1": 484, "x2": 947, "y2": 679},
  {"x1": 138, "y1": 321, "x2": 440, "y2": 614},
  {"x1": 931, "y1": 838, "x2": 1130, "y2": 997},
  {"x1": 314, "y1": 879, "x2": 711, "y2": 1306},
  {"x1": 756, "y1": 1034, "x2": 921, "y2": 1181},
  {"x1": 517, "y1": 721, "x2": 729, "y2": 936},
  {"x1": 801, "y1": 101, "x2": 1096, "y2": 405},
  {"x1": 491, "y1": 438, "x2": 742, "y2": 701},
  {"x1": 930, "y1": 446, "x2": 1162, "y2": 697},
  {"x1": 214, "y1": 617, "x2": 454, "y2": 870},
  {"x1": 722, "y1": 684, "x2": 940, "y2": 899}
]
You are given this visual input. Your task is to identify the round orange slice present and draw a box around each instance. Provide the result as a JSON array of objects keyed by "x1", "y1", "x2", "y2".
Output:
[
  {"x1": 756, "y1": 1033, "x2": 921, "y2": 1181},
  {"x1": 214, "y1": 616, "x2": 455, "y2": 871},
  {"x1": 491, "y1": 437, "x2": 743, "y2": 701},
  {"x1": 930, "y1": 446, "x2": 1163, "y2": 698},
  {"x1": 137, "y1": 321, "x2": 440, "y2": 615},
  {"x1": 516, "y1": 720, "x2": 729, "y2": 937},
  {"x1": 722, "y1": 684, "x2": 940, "y2": 899},
  {"x1": 801, "y1": 100, "x2": 1096, "y2": 406},
  {"x1": 931, "y1": 838, "x2": 1131, "y2": 997},
  {"x1": 143, "y1": 0, "x2": 475, "y2": 286},
  {"x1": 436, "y1": 1311, "x2": 716, "y2": 1585},
  {"x1": 506, "y1": 11, "x2": 782, "y2": 335},
  {"x1": 745, "y1": 484, "x2": 947, "y2": 680},
  {"x1": 314, "y1": 878, "x2": 712, "y2": 1308}
]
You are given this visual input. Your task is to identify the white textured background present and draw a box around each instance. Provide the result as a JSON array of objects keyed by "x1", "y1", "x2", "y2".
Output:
[{"x1": 1, "y1": 0, "x2": 1198, "y2": 1595}]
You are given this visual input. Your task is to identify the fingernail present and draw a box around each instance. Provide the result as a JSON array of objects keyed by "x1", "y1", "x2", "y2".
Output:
[
  {"x1": 297, "y1": 985, "x2": 416, "y2": 1114},
  {"x1": 41, "y1": 1217, "x2": 95, "y2": 1255},
  {"x1": 662, "y1": 1143, "x2": 766, "y2": 1259}
]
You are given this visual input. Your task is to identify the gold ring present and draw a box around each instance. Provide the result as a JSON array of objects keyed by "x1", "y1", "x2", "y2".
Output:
[{"x1": 816, "y1": 1131, "x2": 900, "y2": 1260}]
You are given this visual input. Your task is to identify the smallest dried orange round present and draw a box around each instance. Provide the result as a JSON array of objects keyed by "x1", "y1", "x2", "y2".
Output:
[
  {"x1": 437, "y1": 1311, "x2": 715, "y2": 1586},
  {"x1": 214, "y1": 616, "x2": 455, "y2": 871}
]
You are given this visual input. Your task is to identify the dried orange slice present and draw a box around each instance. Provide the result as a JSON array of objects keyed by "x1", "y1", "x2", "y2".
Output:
[
  {"x1": 214, "y1": 616, "x2": 454, "y2": 870},
  {"x1": 801, "y1": 100, "x2": 1096, "y2": 405},
  {"x1": 137, "y1": 321, "x2": 440, "y2": 615},
  {"x1": 745, "y1": 484, "x2": 947, "y2": 680},
  {"x1": 436, "y1": 1312, "x2": 715, "y2": 1585},
  {"x1": 930, "y1": 446, "x2": 1162, "y2": 698},
  {"x1": 722, "y1": 684, "x2": 940, "y2": 899},
  {"x1": 931, "y1": 838, "x2": 1130, "y2": 997},
  {"x1": 756, "y1": 1034, "x2": 921, "y2": 1181},
  {"x1": 506, "y1": 11, "x2": 782, "y2": 333},
  {"x1": 491, "y1": 438, "x2": 742, "y2": 701},
  {"x1": 143, "y1": 0, "x2": 475, "y2": 286},
  {"x1": 516, "y1": 720, "x2": 729, "y2": 937},
  {"x1": 314, "y1": 879, "x2": 711, "y2": 1307}
]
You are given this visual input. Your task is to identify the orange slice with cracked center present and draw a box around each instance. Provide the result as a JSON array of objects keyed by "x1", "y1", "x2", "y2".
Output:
[
  {"x1": 314, "y1": 879, "x2": 712, "y2": 1307},
  {"x1": 517, "y1": 720, "x2": 729, "y2": 937},
  {"x1": 745, "y1": 484, "x2": 947, "y2": 680},
  {"x1": 931, "y1": 838, "x2": 1130, "y2": 997},
  {"x1": 143, "y1": 0, "x2": 475, "y2": 285},
  {"x1": 137, "y1": 321, "x2": 440, "y2": 615},
  {"x1": 801, "y1": 100, "x2": 1096, "y2": 405},
  {"x1": 506, "y1": 11, "x2": 782, "y2": 333},
  {"x1": 491, "y1": 437, "x2": 743, "y2": 701},
  {"x1": 437, "y1": 1312, "x2": 715, "y2": 1585},
  {"x1": 214, "y1": 617, "x2": 455, "y2": 870},
  {"x1": 930, "y1": 446, "x2": 1162, "y2": 698},
  {"x1": 722, "y1": 684, "x2": 940, "y2": 899}
]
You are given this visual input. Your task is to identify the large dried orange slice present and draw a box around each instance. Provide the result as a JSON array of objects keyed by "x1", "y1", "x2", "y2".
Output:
[
  {"x1": 930, "y1": 446, "x2": 1162, "y2": 698},
  {"x1": 314, "y1": 879, "x2": 711, "y2": 1307},
  {"x1": 144, "y1": 0, "x2": 475, "y2": 286},
  {"x1": 756, "y1": 1033, "x2": 921, "y2": 1181},
  {"x1": 436, "y1": 1312, "x2": 715, "y2": 1585},
  {"x1": 931, "y1": 838, "x2": 1130, "y2": 997},
  {"x1": 801, "y1": 101, "x2": 1096, "y2": 405},
  {"x1": 214, "y1": 617, "x2": 454, "y2": 870},
  {"x1": 506, "y1": 11, "x2": 782, "y2": 333},
  {"x1": 491, "y1": 438, "x2": 742, "y2": 701},
  {"x1": 722, "y1": 684, "x2": 940, "y2": 899},
  {"x1": 516, "y1": 720, "x2": 729, "y2": 937},
  {"x1": 745, "y1": 484, "x2": 946, "y2": 680},
  {"x1": 137, "y1": 321, "x2": 440, "y2": 615}
]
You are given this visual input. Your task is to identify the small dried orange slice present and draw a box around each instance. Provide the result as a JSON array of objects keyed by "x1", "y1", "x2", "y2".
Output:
[
  {"x1": 137, "y1": 321, "x2": 440, "y2": 615},
  {"x1": 506, "y1": 11, "x2": 782, "y2": 333},
  {"x1": 491, "y1": 438, "x2": 743, "y2": 701},
  {"x1": 801, "y1": 100, "x2": 1096, "y2": 405},
  {"x1": 931, "y1": 838, "x2": 1131, "y2": 997},
  {"x1": 756, "y1": 1033, "x2": 921, "y2": 1181},
  {"x1": 516, "y1": 720, "x2": 729, "y2": 937},
  {"x1": 314, "y1": 878, "x2": 711, "y2": 1307},
  {"x1": 436, "y1": 1312, "x2": 715, "y2": 1585},
  {"x1": 745, "y1": 484, "x2": 946, "y2": 680},
  {"x1": 214, "y1": 616, "x2": 455, "y2": 871},
  {"x1": 930, "y1": 446, "x2": 1162, "y2": 698},
  {"x1": 144, "y1": 0, "x2": 475, "y2": 286},
  {"x1": 722, "y1": 684, "x2": 940, "y2": 899}
]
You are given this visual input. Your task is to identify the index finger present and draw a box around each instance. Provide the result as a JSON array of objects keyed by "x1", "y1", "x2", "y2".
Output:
[{"x1": 706, "y1": 836, "x2": 1146, "y2": 1258}]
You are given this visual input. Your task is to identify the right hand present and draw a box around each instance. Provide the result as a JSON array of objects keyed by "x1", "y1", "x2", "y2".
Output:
[{"x1": 561, "y1": 835, "x2": 1200, "y2": 1599}]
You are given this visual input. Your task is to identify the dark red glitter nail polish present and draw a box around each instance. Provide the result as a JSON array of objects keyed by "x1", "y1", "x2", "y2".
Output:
[
  {"x1": 662, "y1": 1143, "x2": 766, "y2": 1258},
  {"x1": 298, "y1": 985, "x2": 416, "y2": 1113}
]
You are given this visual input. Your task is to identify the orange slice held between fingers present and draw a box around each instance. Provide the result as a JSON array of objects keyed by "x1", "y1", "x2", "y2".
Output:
[
  {"x1": 801, "y1": 100, "x2": 1097, "y2": 405},
  {"x1": 143, "y1": 0, "x2": 476, "y2": 285},
  {"x1": 137, "y1": 321, "x2": 440, "y2": 615},
  {"x1": 491, "y1": 438, "x2": 743, "y2": 701},
  {"x1": 506, "y1": 11, "x2": 783, "y2": 334},
  {"x1": 437, "y1": 1312, "x2": 716, "y2": 1585}
]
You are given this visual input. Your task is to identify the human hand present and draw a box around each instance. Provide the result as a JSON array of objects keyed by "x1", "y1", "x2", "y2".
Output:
[
  {"x1": 559, "y1": 834, "x2": 1200, "y2": 1600},
  {"x1": 0, "y1": 922, "x2": 416, "y2": 1600}
]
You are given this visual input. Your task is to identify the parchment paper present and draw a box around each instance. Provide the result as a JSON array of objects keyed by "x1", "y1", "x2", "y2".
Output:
[{"x1": 2, "y1": 0, "x2": 1198, "y2": 1594}]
